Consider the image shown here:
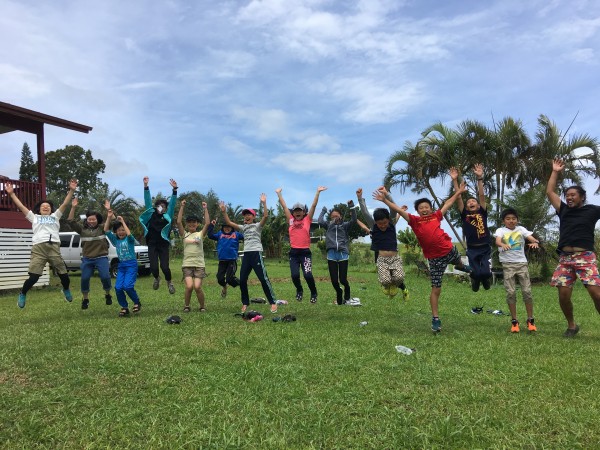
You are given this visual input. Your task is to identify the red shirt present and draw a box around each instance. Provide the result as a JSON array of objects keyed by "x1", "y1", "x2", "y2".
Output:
[
  {"x1": 289, "y1": 215, "x2": 312, "y2": 249},
  {"x1": 408, "y1": 210, "x2": 453, "y2": 259}
]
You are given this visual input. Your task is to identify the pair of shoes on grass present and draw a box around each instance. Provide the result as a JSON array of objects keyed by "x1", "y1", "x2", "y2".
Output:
[{"x1": 511, "y1": 319, "x2": 537, "y2": 333}]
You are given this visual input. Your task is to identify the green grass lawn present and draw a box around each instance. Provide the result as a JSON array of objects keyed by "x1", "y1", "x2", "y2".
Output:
[{"x1": 1, "y1": 257, "x2": 599, "y2": 449}]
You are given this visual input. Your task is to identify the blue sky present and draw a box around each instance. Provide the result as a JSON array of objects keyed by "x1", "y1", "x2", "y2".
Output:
[{"x1": 1, "y1": 0, "x2": 600, "y2": 225}]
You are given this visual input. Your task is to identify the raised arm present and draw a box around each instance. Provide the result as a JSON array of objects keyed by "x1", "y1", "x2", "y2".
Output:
[
  {"x1": 318, "y1": 206, "x2": 328, "y2": 227},
  {"x1": 372, "y1": 187, "x2": 410, "y2": 222},
  {"x1": 546, "y1": 159, "x2": 564, "y2": 211},
  {"x1": 167, "y1": 178, "x2": 178, "y2": 217},
  {"x1": 176, "y1": 199, "x2": 186, "y2": 237},
  {"x1": 58, "y1": 179, "x2": 78, "y2": 213},
  {"x1": 219, "y1": 201, "x2": 242, "y2": 231},
  {"x1": 440, "y1": 181, "x2": 467, "y2": 215},
  {"x1": 449, "y1": 167, "x2": 464, "y2": 212},
  {"x1": 473, "y1": 164, "x2": 486, "y2": 209},
  {"x1": 347, "y1": 199, "x2": 357, "y2": 225},
  {"x1": 356, "y1": 219, "x2": 371, "y2": 234},
  {"x1": 143, "y1": 176, "x2": 152, "y2": 208},
  {"x1": 275, "y1": 188, "x2": 292, "y2": 221},
  {"x1": 67, "y1": 197, "x2": 78, "y2": 221},
  {"x1": 259, "y1": 193, "x2": 268, "y2": 227},
  {"x1": 5, "y1": 183, "x2": 30, "y2": 216},
  {"x1": 356, "y1": 188, "x2": 374, "y2": 228},
  {"x1": 104, "y1": 210, "x2": 115, "y2": 232},
  {"x1": 200, "y1": 202, "x2": 210, "y2": 237},
  {"x1": 307, "y1": 186, "x2": 327, "y2": 220}
]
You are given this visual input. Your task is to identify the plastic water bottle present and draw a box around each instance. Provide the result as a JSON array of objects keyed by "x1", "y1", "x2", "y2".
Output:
[
  {"x1": 395, "y1": 345, "x2": 415, "y2": 355},
  {"x1": 359, "y1": 321, "x2": 368, "y2": 327}
]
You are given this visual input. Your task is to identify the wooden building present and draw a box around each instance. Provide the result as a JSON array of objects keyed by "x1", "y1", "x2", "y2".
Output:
[{"x1": 0, "y1": 101, "x2": 92, "y2": 290}]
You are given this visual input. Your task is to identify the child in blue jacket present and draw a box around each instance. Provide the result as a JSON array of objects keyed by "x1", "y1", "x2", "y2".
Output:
[{"x1": 207, "y1": 219, "x2": 244, "y2": 298}]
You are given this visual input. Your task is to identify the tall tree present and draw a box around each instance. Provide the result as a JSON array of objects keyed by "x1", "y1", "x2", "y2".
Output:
[
  {"x1": 18, "y1": 142, "x2": 37, "y2": 182},
  {"x1": 45, "y1": 145, "x2": 107, "y2": 197}
]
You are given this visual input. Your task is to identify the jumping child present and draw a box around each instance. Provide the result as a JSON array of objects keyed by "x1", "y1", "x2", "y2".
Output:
[
  {"x1": 374, "y1": 184, "x2": 470, "y2": 332},
  {"x1": 495, "y1": 208, "x2": 539, "y2": 333},
  {"x1": 450, "y1": 164, "x2": 493, "y2": 291},
  {"x1": 318, "y1": 200, "x2": 357, "y2": 305},
  {"x1": 67, "y1": 197, "x2": 113, "y2": 309},
  {"x1": 105, "y1": 212, "x2": 141, "y2": 317},
  {"x1": 176, "y1": 199, "x2": 210, "y2": 312},
  {"x1": 276, "y1": 186, "x2": 327, "y2": 303},
  {"x1": 220, "y1": 194, "x2": 277, "y2": 313},
  {"x1": 207, "y1": 218, "x2": 243, "y2": 298},
  {"x1": 140, "y1": 176, "x2": 178, "y2": 294},
  {"x1": 5, "y1": 179, "x2": 77, "y2": 308}
]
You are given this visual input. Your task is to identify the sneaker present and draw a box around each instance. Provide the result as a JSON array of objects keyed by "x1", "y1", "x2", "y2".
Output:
[
  {"x1": 458, "y1": 264, "x2": 472, "y2": 274},
  {"x1": 511, "y1": 320, "x2": 520, "y2": 333},
  {"x1": 527, "y1": 318, "x2": 537, "y2": 332},
  {"x1": 471, "y1": 278, "x2": 480, "y2": 292},
  {"x1": 81, "y1": 298, "x2": 89, "y2": 310},
  {"x1": 381, "y1": 285, "x2": 391, "y2": 296},
  {"x1": 388, "y1": 286, "x2": 398, "y2": 298},
  {"x1": 564, "y1": 325, "x2": 580, "y2": 338},
  {"x1": 168, "y1": 282, "x2": 175, "y2": 295},
  {"x1": 270, "y1": 304, "x2": 278, "y2": 313},
  {"x1": 310, "y1": 294, "x2": 318, "y2": 304},
  {"x1": 402, "y1": 287, "x2": 409, "y2": 302},
  {"x1": 482, "y1": 277, "x2": 491, "y2": 290},
  {"x1": 221, "y1": 287, "x2": 227, "y2": 298},
  {"x1": 17, "y1": 293, "x2": 26, "y2": 309},
  {"x1": 295, "y1": 292, "x2": 303, "y2": 302},
  {"x1": 153, "y1": 277, "x2": 160, "y2": 290},
  {"x1": 63, "y1": 289, "x2": 73, "y2": 302},
  {"x1": 431, "y1": 317, "x2": 442, "y2": 332},
  {"x1": 105, "y1": 293, "x2": 113, "y2": 305}
]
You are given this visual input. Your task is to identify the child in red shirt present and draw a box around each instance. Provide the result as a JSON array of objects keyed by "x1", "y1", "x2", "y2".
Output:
[{"x1": 374, "y1": 184, "x2": 471, "y2": 332}]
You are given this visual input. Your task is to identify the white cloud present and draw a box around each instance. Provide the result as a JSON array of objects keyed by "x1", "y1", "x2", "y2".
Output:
[
  {"x1": 566, "y1": 48, "x2": 596, "y2": 64},
  {"x1": 231, "y1": 107, "x2": 290, "y2": 140}
]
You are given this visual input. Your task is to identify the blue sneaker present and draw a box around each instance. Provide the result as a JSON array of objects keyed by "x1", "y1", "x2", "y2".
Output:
[
  {"x1": 431, "y1": 317, "x2": 442, "y2": 332},
  {"x1": 63, "y1": 289, "x2": 73, "y2": 302},
  {"x1": 18, "y1": 293, "x2": 26, "y2": 309}
]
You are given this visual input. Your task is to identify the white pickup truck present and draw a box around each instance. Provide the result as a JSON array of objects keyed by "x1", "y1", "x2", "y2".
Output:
[{"x1": 59, "y1": 231, "x2": 151, "y2": 277}]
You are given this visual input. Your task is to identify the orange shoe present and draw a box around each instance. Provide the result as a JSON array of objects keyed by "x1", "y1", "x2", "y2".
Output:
[
  {"x1": 510, "y1": 320, "x2": 520, "y2": 333},
  {"x1": 527, "y1": 319, "x2": 537, "y2": 332}
]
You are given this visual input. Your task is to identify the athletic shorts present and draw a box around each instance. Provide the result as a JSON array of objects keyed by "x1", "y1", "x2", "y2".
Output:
[
  {"x1": 550, "y1": 251, "x2": 600, "y2": 287},
  {"x1": 182, "y1": 267, "x2": 207, "y2": 279}
]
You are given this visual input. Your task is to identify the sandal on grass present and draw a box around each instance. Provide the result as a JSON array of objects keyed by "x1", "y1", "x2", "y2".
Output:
[
  {"x1": 133, "y1": 303, "x2": 141, "y2": 313},
  {"x1": 183, "y1": 306, "x2": 191, "y2": 313},
  {"x1": 119, "y1": 308, "x2": 130, "y2": 317},
  {"x1": 199, "y1": 307, "x2": 207, "y2": 312}
]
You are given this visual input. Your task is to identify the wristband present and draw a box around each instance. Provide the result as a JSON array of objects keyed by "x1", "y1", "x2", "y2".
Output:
[{"x1": 477, "y1": 177, "x2": 484, "y2": 181}]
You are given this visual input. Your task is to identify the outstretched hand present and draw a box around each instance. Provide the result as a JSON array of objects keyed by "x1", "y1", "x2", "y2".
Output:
[
  {"x1": 449, "y1": 167, "x2": 459, "y2": 180},
  {"x1": 202, "y1": 202, "x2": 207, "y2": 209},
  {"x1": 143, "y1": 176, "x2": 149, "y2": 186},
  {"x1": 180, "y1": 199, "x2": 187, "y2": 207},
  {"x1": 372, "y1": 189, "x2": 386, "y2": 202},
  {"x1": 169, "y1": 178, "x2": 178, "y2": 189},
  {"x1": 473, "y1": 163, "x2": 484, "y2": 178},
  {"x1": 219, "y1": 201, "x2": 226, "y2": 212},
  {"x1": 69, "y1": 179, "x2": 78, "y2": 191},
  {"x1": 260, "y1": 193, "x2": 267, "y2": 203},
  {"x1": 71, "y1": 197, "x2": 79, "y2": 207},
  {"x1": 317, "y1": 186, "x2": 328, "y2": 193},
  {"x1": 5, "y1": 183, "x2": 14, "y2": 195},
  {"x1": 275, "y1": 188, "x2": 282, "y2": 194},
  {"x1": 104, "y1": 199, "x2": 111, "y2": 210},
  {"x1": 552, "y1": 158, "x2": 565, "y2": 172}
]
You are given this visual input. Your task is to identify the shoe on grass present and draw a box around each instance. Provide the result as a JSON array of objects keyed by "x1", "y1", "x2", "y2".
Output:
[
  {"x1": 431, "y1": 317, "x2": 442, "y2": 333},
  {"x1": 18, "y1": 293, "x2": 26, "y2": 309},
  {"x1": 388, "y1": 286, "x2": 398, "y2": 298},
  {"x1": 295, "y1": 291, "x2": 303, "y2": 302},
  {"x1": 402, "y1": 287, "x2": 409, "y2": 302},
  {"x1": 221, "y1": 287, "x2": 227, "y2": 298},
  {"x1": 63, "y1": 289, "x2": 73, "y2": 302},
  {"x1": 81, "y1": 298, "x2": 89, "y2": 310},
  {"x1": 310, "y1": 294, "x2": 318, "y2": 304},
  {"x1": 168, "y1": 282, "x2": 175, "y2": 294},
  {"x1": 511, "y1": 320, "x2": 520, "y2": 333},
  {"x1": 271, "y1": 304, "x2": 278, "y2": 313},
  {"x1": 153, "y1": 277, "x2": 160, "y2": 290},
  {"x1": 564, "y1": 325, "x2": 580, "y2": 338},
  {"x1": 105, "y1": 293, "x2": 113, "y2": 305},
  {"x1": 527, "y1": 318, "x2": 537, "y2": 332},
  {"x1": 471, "y1": 278, "x2": 480, "y2": 292}
]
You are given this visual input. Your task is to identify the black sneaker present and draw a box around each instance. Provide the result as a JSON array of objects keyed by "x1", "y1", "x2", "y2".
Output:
[
  {"x1": 105, "y1": 293, "x2": 113, "y2": 305},
  {"x1": 310, "y1": 295, "x2": 317, "y2": 304},
  {"x1": 471, "y1": 277, "x2": 480, "y2": 292},
  {"x1": 564, "y1": 325, "x2": 580, "y2": 338},
  {"x1": 295, "y1": 292, "x2": 303, "y2": 302},
  {"x1": 81, "y1": 298, "x2": 89, "y2": 310}
]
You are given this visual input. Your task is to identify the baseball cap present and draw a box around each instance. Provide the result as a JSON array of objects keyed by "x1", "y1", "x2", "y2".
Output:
[
  {"x1": 242, "y1": 208, "x2": 256, "y2": 216},
  {"x1": 291, "y1": 202, "x2": 306, "y2": 211}
]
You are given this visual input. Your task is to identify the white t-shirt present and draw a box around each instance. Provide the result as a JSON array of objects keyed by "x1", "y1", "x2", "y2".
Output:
[
  {"x1": 495, "y1": 225, "x2": 533, "y2": 263},
  {"x1": 241, "y1": 223, "x2": 263, "y2": 252},
  {"x1": 26, "y1": 210, "x2": 63, "y2": 245}
]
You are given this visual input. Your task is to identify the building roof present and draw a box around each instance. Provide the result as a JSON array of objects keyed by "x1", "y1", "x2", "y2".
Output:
[{"x1": 0, "y1": 101, "x2": 92, "y2": 134}]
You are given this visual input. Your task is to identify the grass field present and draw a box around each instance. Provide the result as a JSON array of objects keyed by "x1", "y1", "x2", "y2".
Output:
[{"x1": 1, "y1": 257, "x2": 599, "y2": 449}]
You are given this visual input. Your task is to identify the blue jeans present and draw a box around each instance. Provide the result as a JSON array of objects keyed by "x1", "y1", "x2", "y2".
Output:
[
  {"x1": 80, "y1": 256, "x2": 112, "y2": 293},
  {"x1": 115, "y1": 259, "x2": 139, "y2": 308}
]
